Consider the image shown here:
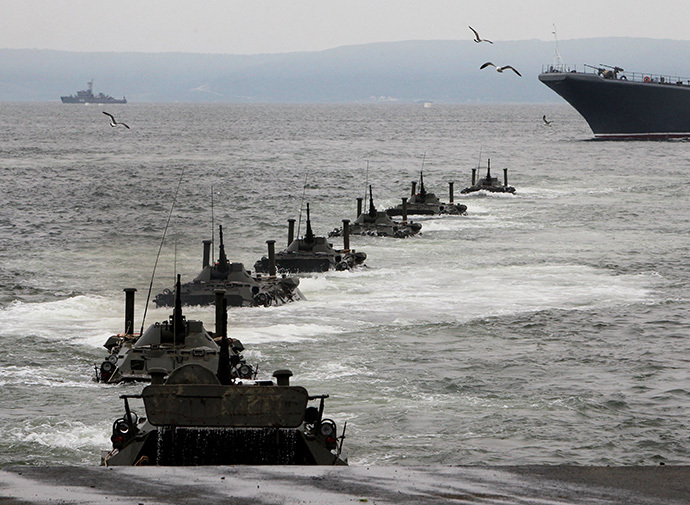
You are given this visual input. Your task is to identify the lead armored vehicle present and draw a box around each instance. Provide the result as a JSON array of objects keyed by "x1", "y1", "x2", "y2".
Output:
[
  {"x1": 101, "y1": 363, "x2": 348, "y2": 466},
  {"x1": 386, "y1": 172, "x2": 467, "y2": 216},
  {"x1": 461, "y1": 159, "x2": 516, "y2": 194},
  {"x1": 154, "y1": 225, "x2": 304, "y2": 307},
  {"x1": 255, "y1": 204, "x2": 366, "y2": 273},
  {"x1": 330, "y1": 185, "x2": 422, "y2": 238},
  {"x1": 96, "y1": 277, "x2": 253, "y2": 384}
]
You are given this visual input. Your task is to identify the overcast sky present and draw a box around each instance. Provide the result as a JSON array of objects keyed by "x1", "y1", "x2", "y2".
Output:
[{"x1": 2, "y1": 0, "x2": 689, "y2": 54}]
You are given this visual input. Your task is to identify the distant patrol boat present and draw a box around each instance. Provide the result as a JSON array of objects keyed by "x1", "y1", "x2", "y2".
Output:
[{"x1": 61, "y1": 79, "x2": 127, "y2": 104}]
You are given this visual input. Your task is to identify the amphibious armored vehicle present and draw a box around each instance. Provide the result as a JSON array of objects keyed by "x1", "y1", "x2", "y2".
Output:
[
  {"x1": 154, "y1": 225, "x2": 304, "y2": 307},
  {"x1": 255, "y1": 204, "x2": 366, "y2": 273},
  {"x1": 96, "y1": 277, "x2": 253, "y2": 384},
  {"x1": 386, "y1": 172, "x2": 467, "y2": 216},
  {"x1": 461, "y1": 159, "x2": 516, "y2": 194},
  {"x1": 101, "y1": 363, "x2": 348, "y2": 466},
  {"x1": 329, "y1": 185, "x2": 422, "y2": 238}
]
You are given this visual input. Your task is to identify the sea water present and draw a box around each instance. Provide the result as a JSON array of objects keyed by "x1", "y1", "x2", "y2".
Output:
[{"x1": 0, "y1": 102, "x2": 688, "y2": 466}]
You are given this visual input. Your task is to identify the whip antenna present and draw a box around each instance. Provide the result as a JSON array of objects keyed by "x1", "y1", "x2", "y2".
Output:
[
  {"x1": 139, "y1": 166, "x2": 186, "y2": 336},
  {"x1": 296, "y1": 170, "x2": 309, "y2": 238},
  {"x1": 211, "y1": 185, "x2": 215, "y2": 264},
  {"x1": 174, "y1": 238, "x2": 178, "y2": 282},
  {"x1": 363, "y1": 161, "x2": 370, "y2": 203}
]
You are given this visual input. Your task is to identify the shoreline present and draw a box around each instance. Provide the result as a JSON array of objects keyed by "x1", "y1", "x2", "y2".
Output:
[{"x1": 1, "y1": 465, "x2": 688, "y2": 504}]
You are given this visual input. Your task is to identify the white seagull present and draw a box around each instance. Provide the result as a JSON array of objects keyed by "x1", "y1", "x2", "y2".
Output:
[
  {"x1": 542, "y1": 115, "x2": 553, "y2": 126},
  {"x1": 102, "y1": 111, "x2": 130, "y2": 129},
  {"x1": 480, "y1": 62, "x2": 522, "y2": 77},
  {"x1": 469, "y1": 26, "x2": 493, "y2": 44}
]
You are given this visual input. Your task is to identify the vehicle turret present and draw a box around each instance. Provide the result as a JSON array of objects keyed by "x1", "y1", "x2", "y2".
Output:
[{"x1": 304, "y1": 203, "x2": 315, "y2": 244}]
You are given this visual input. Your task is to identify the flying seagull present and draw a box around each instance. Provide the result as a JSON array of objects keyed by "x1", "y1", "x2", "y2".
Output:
[
  {"x1": 102, "y1": 111, "x2": 130, "y2": 129},
  {"x1": 469, "y1": 26, "x2": 493, "y2": 44},
  {"x1": 542, "y1": 115, "x2": 553, "y2": 126},
  {"x1": 480, "y1": 62, "x2": 522, "y2": 77}
]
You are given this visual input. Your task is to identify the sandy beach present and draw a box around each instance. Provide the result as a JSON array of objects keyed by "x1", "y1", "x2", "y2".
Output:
[{"x1": 1, "y1": 465, "x2": 688, "y2": 504}]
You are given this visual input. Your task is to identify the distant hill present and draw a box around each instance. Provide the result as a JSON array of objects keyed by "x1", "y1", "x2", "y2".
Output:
[{"x1": 2, "y1": 38, "x2": 690, "y2": 103}]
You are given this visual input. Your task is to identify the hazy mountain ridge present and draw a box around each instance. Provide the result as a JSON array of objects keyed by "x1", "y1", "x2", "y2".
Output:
[{"x1": 2, "y1": 38, "x2": 690, "y2": 103}]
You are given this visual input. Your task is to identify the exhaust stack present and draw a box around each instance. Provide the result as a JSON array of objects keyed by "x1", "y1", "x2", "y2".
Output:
[
  {"x1": 202, "y1": 240, "x2": 212, "y2": 268},
  {"x1": 287, "y1": 218, "x2": 296, "y2": 247},
  {"x1": 342, "y1": 219, "x2": 350, "y2": 251},
  {"x1": 273, "y1": 369, "x2": 293, "y2": 386},
  {"x1": 214, "y1": 289, "x2": 226, "y2": 337},
  {"x1": 216, "y1": 295, "x2": 231, "y2": 385},
  {"x1": 267, "y1": 240, "x2": 277, "y2": 277},
  {"x1": 123, "y1": 288, "x2": 136, "y2": 335}
]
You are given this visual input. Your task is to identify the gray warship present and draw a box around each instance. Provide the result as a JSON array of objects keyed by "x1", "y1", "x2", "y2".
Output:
[
  {"x1": 60, "y1": 80, "x2": 127, "y2": 104},
  {"x1": 96, "y1": 277, "x2": 253, "y2": 384},
  {"x1": 254, "y1": 204, "x2": 366, "y2": 273},
  {"x1": 386, "y1": 172, "x2": 467, "y2": 216},
  {"x1": 329, "y1": 185, "x2": 422, "y2": 238},
  {"x1": 153, "y1": 225, "x2": 304, "y2": 307},
  {"x1": 461, "y1": 159, "x2": 516, "y2": 194}
]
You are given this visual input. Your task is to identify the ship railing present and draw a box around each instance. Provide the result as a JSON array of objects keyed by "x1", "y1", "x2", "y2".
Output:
[
  {"x1": 541, "y1": 64, "x2": 576, "y2": 74},
  {"x1": 541, "y1": 64, "x2": 690, "y2": 86},
  {"x1": 620, "y1": 71, "x2": 690, "y2": 86}
]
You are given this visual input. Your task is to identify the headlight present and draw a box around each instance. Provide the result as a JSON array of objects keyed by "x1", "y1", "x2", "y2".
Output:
[
  {"x1": 116, "y1": 420, "x2": 130, "y2": 434},
  {"x1": 319, "y1": 422, "x2": 335, "y2": 438}
]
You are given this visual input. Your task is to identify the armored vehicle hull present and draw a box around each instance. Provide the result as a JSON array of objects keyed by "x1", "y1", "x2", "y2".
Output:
[
  {"x1": 153, "y1": 273, "x2": 303, "y2": 308},
  {"x1": 386, "y1": 202, "x2": 467, "y2": 216},
  {"x1": 256, "y1": 251, "x2": 338, "y2": 273},
  {"x1": 102, "y1": 365, "x2": 347, "y2": 466}
]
